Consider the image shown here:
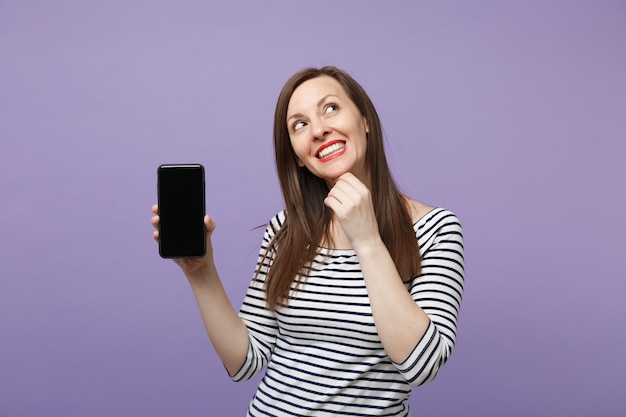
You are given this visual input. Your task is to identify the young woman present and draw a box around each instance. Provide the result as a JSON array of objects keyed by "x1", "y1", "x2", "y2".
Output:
[{"x1": 151, "y1": 66, "x2": 464, "y2": 416}]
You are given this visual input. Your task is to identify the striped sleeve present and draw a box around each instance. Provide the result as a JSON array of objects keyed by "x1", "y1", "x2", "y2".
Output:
[
  {"x1": 393, "y1": 209, "x2": 465, "y2": 386},
  {"x1": 230, "y1": 212, "x2": 284, "y2": 382}
]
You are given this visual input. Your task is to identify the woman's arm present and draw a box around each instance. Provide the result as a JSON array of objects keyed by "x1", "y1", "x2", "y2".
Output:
[
  {"x1": 151, "y1": 205, "x2": 250, "y2": 376},
  {"x1": 352, "y1": 238, "x2": 431, "y2": 362},
  {"x1": 356, "y1": 211, "x2": 464, "y2": 385},
  {"x1": 324, "y1": 175, "x2": 464, "y2": 370}
]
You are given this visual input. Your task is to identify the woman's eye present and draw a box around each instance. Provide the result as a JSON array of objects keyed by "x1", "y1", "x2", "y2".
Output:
[
  {"x1": 293, "y1": 121, "x2": 306, "y2": 131},
  {"x1": 324, "y1": 104, "x2": 337, "y2": 115}
]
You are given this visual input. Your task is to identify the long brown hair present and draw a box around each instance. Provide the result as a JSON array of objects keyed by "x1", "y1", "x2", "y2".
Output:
[{"x1": 261, "y1": 66, "x2": 421, "y2": 310}]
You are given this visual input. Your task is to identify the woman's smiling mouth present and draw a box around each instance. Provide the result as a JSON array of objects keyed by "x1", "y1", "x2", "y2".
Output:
[{"x1": 316, "y1": 140, "x2": 346, "y2": 161}]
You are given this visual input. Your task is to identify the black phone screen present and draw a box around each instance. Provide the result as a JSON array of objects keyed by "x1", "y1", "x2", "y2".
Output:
[{"x1": 157, "y1": 164, "x2": 206, "y2": 258}]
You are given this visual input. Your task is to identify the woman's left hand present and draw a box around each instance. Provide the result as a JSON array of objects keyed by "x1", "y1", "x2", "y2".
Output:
[{"x1": 324, "y1": 173, "x2": 381, "y2": 248}]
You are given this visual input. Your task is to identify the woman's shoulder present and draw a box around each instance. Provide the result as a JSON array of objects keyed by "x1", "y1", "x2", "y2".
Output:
[
  {"x1": 269, "y1": 209, "x2": 287, "y2": 230},
  {"x1": 404, "y1": 198, "x2": 461, "y2": 229},
  {"x1": 258, "y1": 210, "x2": 287, "y2": 242},
  {"x1": 405, "y1": 198, "x2": 435, "y2": 224}
]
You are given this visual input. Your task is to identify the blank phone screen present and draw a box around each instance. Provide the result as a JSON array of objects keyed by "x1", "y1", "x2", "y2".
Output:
[{"x1": 157, "y1": 164, "x2": 206, "y2": 258}]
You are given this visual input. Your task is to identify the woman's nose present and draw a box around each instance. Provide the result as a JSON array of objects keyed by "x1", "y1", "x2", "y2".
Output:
[{"x1": 311, "y1": 119, "x2": 330, "y2": 140}]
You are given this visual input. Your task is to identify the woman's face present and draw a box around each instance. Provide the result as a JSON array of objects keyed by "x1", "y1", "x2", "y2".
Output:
[{"x1": 286, "y1": 75, "x2": 369, "y2": 187}]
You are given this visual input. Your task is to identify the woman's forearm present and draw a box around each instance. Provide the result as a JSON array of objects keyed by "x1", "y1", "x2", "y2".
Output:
[
  {"x1": 186, "y1": 266, "x2": 250, "y2": 376},
  {"x1": 354, "y1": 239, "x2": 430, "y2": 363}
]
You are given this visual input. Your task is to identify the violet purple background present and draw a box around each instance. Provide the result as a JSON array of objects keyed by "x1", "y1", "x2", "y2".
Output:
[{"x1": 1, "y1": 1, "x2": 625, "y2": 416}]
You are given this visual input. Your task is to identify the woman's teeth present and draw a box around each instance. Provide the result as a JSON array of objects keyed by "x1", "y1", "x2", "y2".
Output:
[{"x1": 317, "y1": 142, "x2": 345, "y2": 159}]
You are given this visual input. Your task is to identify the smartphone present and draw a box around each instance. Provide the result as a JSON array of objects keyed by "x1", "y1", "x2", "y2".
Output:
[{"x1": 157, "y1": 164, "x2": 206, "y2": 258}]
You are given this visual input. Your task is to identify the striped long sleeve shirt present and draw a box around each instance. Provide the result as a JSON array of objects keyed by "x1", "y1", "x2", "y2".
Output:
[{"x1": 232, "y1": 208, "x2": 464, "y2": 417}]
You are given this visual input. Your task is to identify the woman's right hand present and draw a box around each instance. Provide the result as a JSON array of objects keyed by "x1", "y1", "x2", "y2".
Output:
[{"x1": 151, "y1": 204, "x2": 217, "y2": 278}]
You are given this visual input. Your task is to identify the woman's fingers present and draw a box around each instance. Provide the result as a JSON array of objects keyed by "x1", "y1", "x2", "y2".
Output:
[
  {"x1": 151, "y1": 205, "x2": 160, "y2": 241},
  {"x1": 151, "y1": 212, "x2": 160, "y2": 241},
  {"x1": 205, "y1": 215, "x2": 216, "y2": 234}
]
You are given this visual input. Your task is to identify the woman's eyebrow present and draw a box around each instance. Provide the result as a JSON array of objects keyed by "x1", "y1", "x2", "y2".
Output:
[
  {"x1": 317, "y1": 94, "x2": 339, "y2": 107},
  {"x1": 287, "y1": 95, "x2": 339, "y2": 122},
  {"x1": 286, "y1": 112, "x2": 304, "y2": 123}
]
